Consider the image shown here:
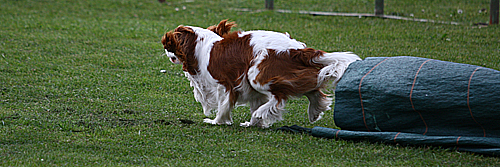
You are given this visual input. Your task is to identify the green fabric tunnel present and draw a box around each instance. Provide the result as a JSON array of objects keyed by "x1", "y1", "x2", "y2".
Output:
[{"x1": 300, "y1": 56, "x2": 500, "y2": 156}]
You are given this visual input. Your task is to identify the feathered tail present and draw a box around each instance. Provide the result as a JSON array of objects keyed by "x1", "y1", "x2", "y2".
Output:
[{"x1": 314, "y1": 52, "x2": 361, "y2": 88}]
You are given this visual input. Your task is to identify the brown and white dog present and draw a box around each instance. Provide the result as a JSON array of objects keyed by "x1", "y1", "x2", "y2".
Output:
[{"x1": 161, "y1": 20, "x2": 360, "y2": 128}]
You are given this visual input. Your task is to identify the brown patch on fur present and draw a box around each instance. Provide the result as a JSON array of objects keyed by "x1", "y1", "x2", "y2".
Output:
[
  {"x1": 161, "y1": 26, "x2": 199, "y2": 75},
  {"x1": 207, "y1": 19, "x2": 237, "y2": 37},
  {"x1": 208, "y1": 32, "x2": 253, "y2": 103},
  {"x1": 255, "y1": 48, "x2": 327, "y2": 102}
]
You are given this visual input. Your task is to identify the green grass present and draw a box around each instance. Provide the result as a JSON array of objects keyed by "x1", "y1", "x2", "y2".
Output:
[{"x1": 1, "y1": 0, "x2": 499, "y2": 166}]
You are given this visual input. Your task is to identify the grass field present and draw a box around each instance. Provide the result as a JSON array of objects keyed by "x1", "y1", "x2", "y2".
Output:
[{"x1": 1, "y1": 0, "x2": 499, "y2": 166}]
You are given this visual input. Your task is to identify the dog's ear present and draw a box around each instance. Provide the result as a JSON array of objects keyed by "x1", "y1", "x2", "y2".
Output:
[
  {"x1": 162, "y1": 31, "x2": 178, "y2": 53},
  {"x1": 168, "y1": 26, "x2": 199, "y2": 75},
  {"x1": 169, "y1": 26, "x2": 195, "y2": 55},
  {"x1": 174, "y1": 25, "x2": 194, "y2": 34},
  {"x1": 207, "y1": 19, "x2": 237, "y2": 36}
]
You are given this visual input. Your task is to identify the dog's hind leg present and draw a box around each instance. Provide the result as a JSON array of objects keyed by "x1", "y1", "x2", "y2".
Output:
[
  {"x1": 204, "y1": 86, "x2": 234, "y2": 125},
  {"x1": 240, "y1": 94, "x2": 268, "y2": 127},
  {"x1": 247, "y1": 95, "x2": 285, "y2": 128},
  {"x1": 305, "y1": 90, "x2": 332, "y2": 123}
]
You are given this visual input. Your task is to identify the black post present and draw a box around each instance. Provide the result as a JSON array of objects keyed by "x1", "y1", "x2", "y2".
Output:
[
  {"x1": 266, "y1": 0, "x2": 274, "y2": 10},
  {"x1": 375, "y1": 0, "x2": 384, "y2": 16},
  {"x1": 491, "y1": 0, "x2": 499, "y2": 24}
]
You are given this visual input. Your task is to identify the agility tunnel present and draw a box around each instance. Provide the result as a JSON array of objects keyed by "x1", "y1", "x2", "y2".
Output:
[{"x1": 281, "y1": 56, "x2": 500, "y2": 156}]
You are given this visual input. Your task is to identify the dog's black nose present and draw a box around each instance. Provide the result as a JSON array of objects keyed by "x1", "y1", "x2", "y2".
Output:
[{"x1": 171, "y1": 57, "x2": 177, "y2": 61}]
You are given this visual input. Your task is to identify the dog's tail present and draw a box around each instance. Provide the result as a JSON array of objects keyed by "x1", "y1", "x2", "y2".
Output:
[{"x1": 314, "y1": 52, "x2": 361, "y2": 88}]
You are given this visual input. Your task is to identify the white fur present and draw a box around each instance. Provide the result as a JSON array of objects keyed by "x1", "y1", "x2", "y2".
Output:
[
  {"x1": 165, "y1": 50, "x2": 181, "y2": 64},
  {"x1": 314, "y1": 52, "x2": 361, "y2": 87},
  {"x1": 239, "y1": 30, "x2": 306, "y2": 54},
  {"x1": 187, "y1": 26, "x2": 223, "y2": 70}
]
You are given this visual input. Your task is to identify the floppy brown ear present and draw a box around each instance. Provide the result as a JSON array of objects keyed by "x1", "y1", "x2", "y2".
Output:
[
  {"x1": 161, "y1": 31, "x2": 178, "y2": 53},
  {"x1": 162, "y1": 25, "x2": 192, "y2": 48},
  {"x1": 174, "y1": 25, "x2": 194, "y2": 34},
  {"x1": 168, "y1": 26, "x2": 199, "y2": 75},
  {"x1": 207, "y1": 19, "x2": 237, "y2": 36},
  {"x1": 169, "y1": 25, "x2": 195, "y2": 56}
]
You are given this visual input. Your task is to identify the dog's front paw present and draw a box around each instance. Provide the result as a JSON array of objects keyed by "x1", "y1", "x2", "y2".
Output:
[
  {"x1": 240, "y1": 121, "x2": 252, "y2": 127},
  {"x1": 203, "y1": 118, "x2": 232, "y2": 125},
  {"x1": 203, "y1": 118, "x2": 218, "y2": 125},
  {"x1": 240, "y1": 118, "x2": 266, "y2": 128},
  {"x1": 310, "y1": 112, "x2": 325, "y2": 123}
]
